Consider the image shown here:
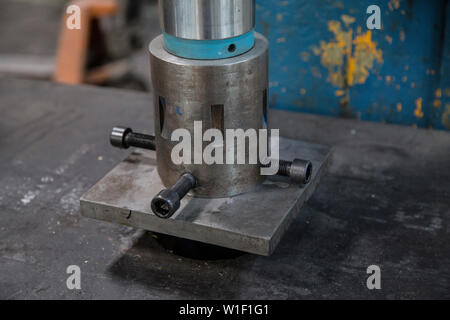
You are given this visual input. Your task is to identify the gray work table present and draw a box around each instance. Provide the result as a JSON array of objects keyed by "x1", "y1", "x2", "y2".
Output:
[{"x1": 0, "y1": 78, "x2": 449, "y2": 299}]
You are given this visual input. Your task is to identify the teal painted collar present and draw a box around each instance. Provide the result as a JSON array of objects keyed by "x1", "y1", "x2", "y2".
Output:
[{"x1": 163, "y1": 30, "x2": 255, "y2": 60}]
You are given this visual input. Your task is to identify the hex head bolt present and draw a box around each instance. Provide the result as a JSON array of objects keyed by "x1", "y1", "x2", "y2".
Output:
[
  {"x1": 110, "y1": 126, "x2": 156, "y2": 150},
  {"x1": 151, "y1": 173, "x2": 197, "y2": 219},
  {"x1": 277, "y1": 159, "x2": 313, "y2": 185}
]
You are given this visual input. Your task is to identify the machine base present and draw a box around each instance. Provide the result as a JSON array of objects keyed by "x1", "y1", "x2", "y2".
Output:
[{"x1": 80, "y1": 138, "x2": 332, "y2": 256}]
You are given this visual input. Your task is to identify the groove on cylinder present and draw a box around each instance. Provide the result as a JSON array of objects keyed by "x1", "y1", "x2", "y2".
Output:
[{"x1": 211, "y1": 104, "x2": 225, "y2": 134}]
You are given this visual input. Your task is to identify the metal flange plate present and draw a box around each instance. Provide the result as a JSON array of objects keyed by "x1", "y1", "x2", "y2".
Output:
[{"x1": 80, "y1": 138, "x2": 332, "y2": 256}]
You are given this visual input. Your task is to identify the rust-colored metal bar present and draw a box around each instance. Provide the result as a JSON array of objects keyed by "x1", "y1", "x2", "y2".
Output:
[{"x1": 53, "y1": 0, "x2": 119, "y2": 84}]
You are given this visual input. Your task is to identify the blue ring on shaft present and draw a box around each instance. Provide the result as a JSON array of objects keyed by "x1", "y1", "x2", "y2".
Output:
[{"x1": 162, "y1": 30, "x2": 255, "y2": 60}]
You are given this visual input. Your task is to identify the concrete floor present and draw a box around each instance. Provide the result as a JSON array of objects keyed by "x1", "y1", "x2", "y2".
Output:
[
  {"x1": 0, "y1": 0, "x2": 449, "y2": 300},
  {"x1": 0, "y1": 78, "x2": 449, "y2": 299}
]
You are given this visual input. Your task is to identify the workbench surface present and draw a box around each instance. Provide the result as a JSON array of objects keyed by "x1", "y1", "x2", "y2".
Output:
[{"x1": 0, "y1": 78, "x2": 449, "y2": 299}]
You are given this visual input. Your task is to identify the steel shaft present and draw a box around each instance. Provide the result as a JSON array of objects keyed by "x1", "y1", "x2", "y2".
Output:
[{"x1": 158, "y1": 0, "x2": 255, "y2": 40}]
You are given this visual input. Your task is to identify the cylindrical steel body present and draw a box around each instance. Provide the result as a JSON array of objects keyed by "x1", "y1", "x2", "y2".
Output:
[
  {"x1": 149, "y1": 33, "x2": 269, "y2": 197},
  {"x1": 158, "y1": 0, "x2": 255, "y2": 40}
]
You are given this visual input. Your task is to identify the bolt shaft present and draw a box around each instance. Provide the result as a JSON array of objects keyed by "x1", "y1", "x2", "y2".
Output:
[
  {"x1": 277, "y1": 160, "x2": 292, "y2": 177},
  {"x1": 264, "y1": 158, "x2": 312, "y2": 185},
  {"x1": 171, "y1": 173, "x2": 196, "y2": 199},
  {"x1": 110, "y1": 126, "x2": 156, "y2": 150},
  {"x1": 124, "y1": 132, "x2": 156, "y2": 150}
]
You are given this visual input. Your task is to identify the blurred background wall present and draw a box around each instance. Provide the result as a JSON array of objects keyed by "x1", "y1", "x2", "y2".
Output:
[
  {"x1": 0, "y1": 0, "x2": 449, "y2": 130},
  {"x1": 256, "y1": 0, "x2": 450, "y2": 130}
]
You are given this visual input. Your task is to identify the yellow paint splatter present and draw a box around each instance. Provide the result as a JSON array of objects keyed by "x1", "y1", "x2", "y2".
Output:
[
  {"x1": 339, "y1": 95, "x2": 349, "y2": 107},
  {"x1": 333, "y1": 1, "x2": 345, "y2": 9},
  {"x1": 300, "y1": 51, "x2": 311, "y2": 62},
  {"x1": 385, "y1": 75, "x2": 392, "y2": 85},
  {"x1": 385, "y1": 35, "x2": 393, "y2": 44},
  {"x1": 435, "y1": 88, "x2": 442, "y2": 98},
  {"x1": 442, "y1": 104, "x2": 450, "y2": 129},
  {"x1": 414, "y1": 98, "x2": 424, "y2": 118},
  {"x1": 402, "y1": 76, "x2": 407, "y2": 83},
  {"x1": 388, "y1": 0, "x2": 400, "y2": 11},
  {"x1": 315, "y1": 20, "x2": 383, "y2": 88},
  {"x1": 396, "y1": 102, "x2": 402, "y2": 112},
  {"x1": 433, "y1": 100, "x2": 442, "y2": 108},
  {"x1": 276, "y1": 13, "x2": 283, "y2": 22},
  {"x1": 335, "y1": 90, "x2": 345, "y2": 97},
  {"x1": 300, "y1": 88, "x2": 306, "y2": 95},
  {"x1": 351, "y1": 31, "x2": 383, "y2": 86},
  {"x1": 400, "y1": 30, "x2": 405, "y2": 42},
  {"x1": 341, "y1": 15, "x2": 355, "y2": 27},
  {"x1": 311, "y1": 45, "x2": 321, "y2": 56}
]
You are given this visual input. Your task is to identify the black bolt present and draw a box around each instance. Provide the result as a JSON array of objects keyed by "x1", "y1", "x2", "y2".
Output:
[
  {"x1": 151, "y1": 173, "x2": 197, "y2": 219},
  {"x1": 278, "y1": 160, "x2": 292, "y2": 176},
  {"x1": 110, "y1": 126, "x2": 156, "y2": 150},
  {"x1": 268, "y1": 159, "x2": 313, "y2": 185}
]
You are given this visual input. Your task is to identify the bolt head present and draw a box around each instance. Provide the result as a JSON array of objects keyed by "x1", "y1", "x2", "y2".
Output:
[
  {"x1": 151, "y1": 189, "x2": 180, "y2": 219},
  {"x1": 290, "y1": 159, "x2": 313, "y2": 184},
  {"x1": 110, "y1": 127, "x2": 131, "y2": 149}
]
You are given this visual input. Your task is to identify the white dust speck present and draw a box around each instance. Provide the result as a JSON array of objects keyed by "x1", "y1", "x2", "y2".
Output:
[
  {"x1": 263, "y1": 180, "x2": 290, "y2": 188},
  {"x1": 430, "y1": 216, "x2": 442, "y2": 230},
  {"x1": 20, "y1": 191, "x2": 39, "y2": 205},
  {"x1": 40, "y1": 176, "x2": 54, "y2": 183},
  {"x1": 54, "y1": 144, "x2": 91, "y2": 176},
  {"x1": 55, "y1": 167, "x2": 65, "y2": 175},
  {"x1": 60, "y1": 187, "x2": 82, "y2": 215}
]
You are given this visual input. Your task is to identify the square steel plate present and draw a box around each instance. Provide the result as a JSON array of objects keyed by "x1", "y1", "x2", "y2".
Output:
[{"x1": 80, "y1": 138, "x2": 332, "y2": 255}]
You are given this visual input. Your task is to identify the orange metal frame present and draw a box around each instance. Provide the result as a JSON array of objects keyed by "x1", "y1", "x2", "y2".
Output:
[{"x1": 53, "y1": 0, "x2": 118, "y2": 84}]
